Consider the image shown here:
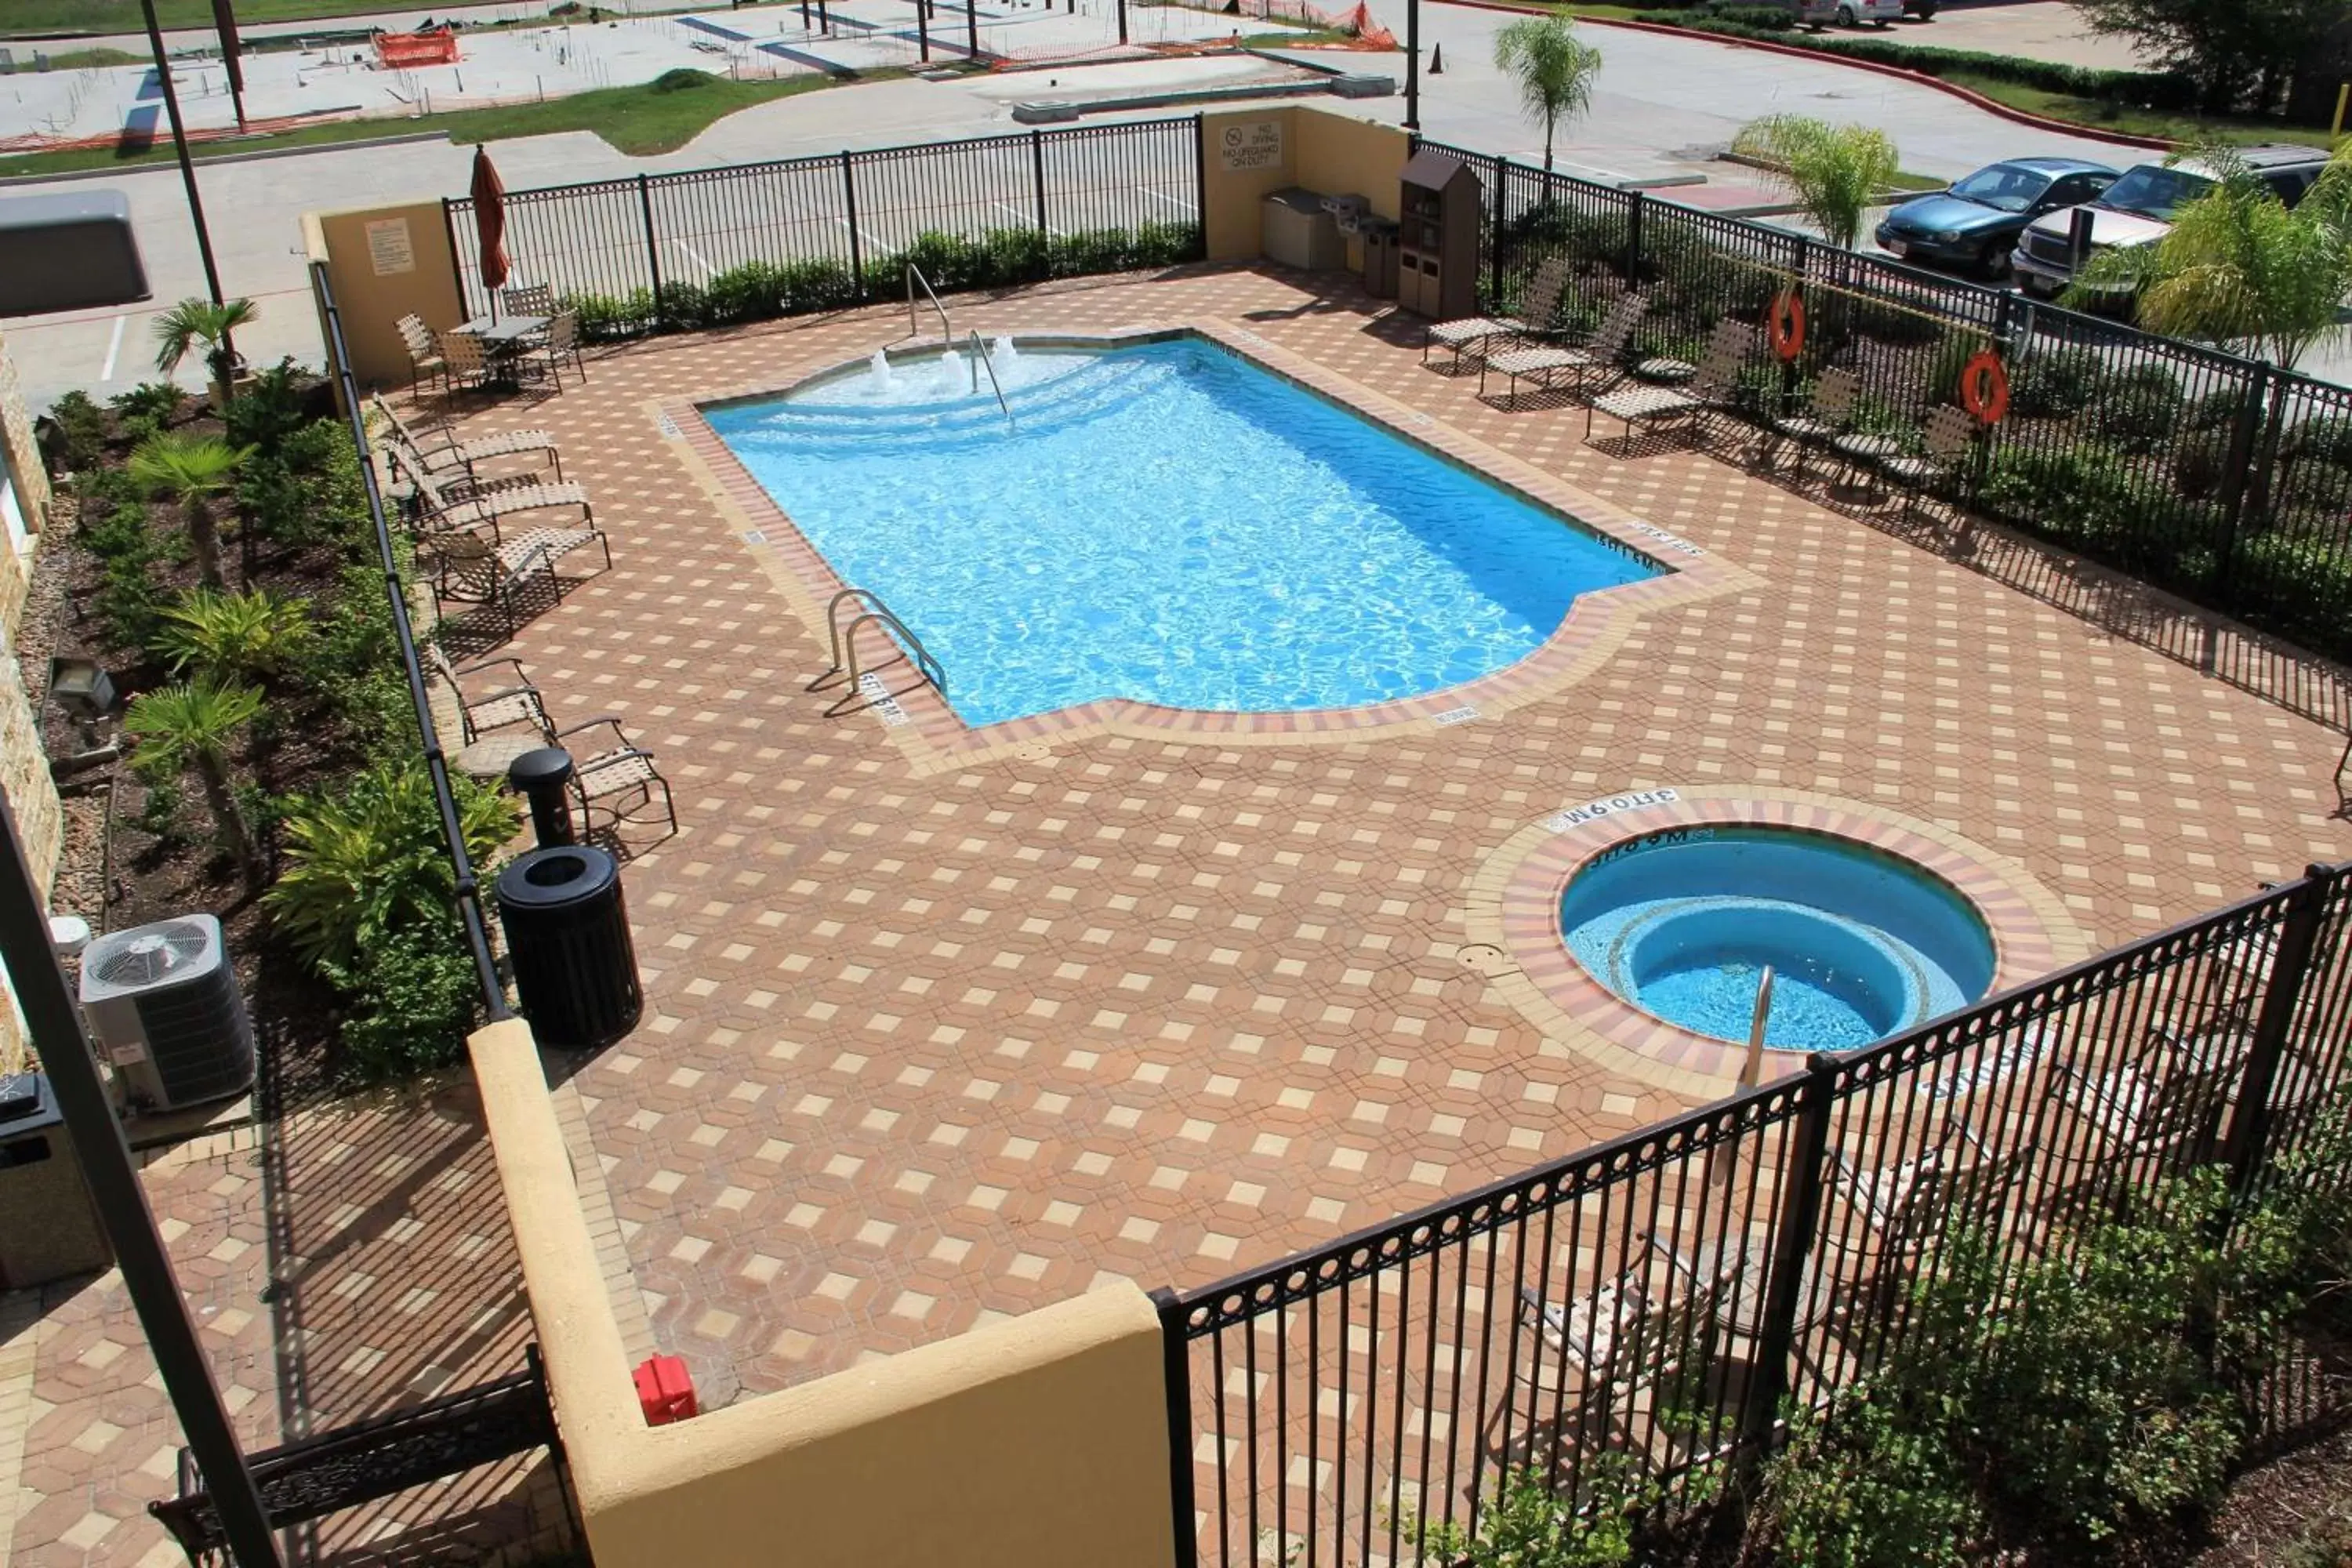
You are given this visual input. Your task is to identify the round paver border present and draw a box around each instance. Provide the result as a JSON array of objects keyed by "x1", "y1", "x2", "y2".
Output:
[{"x1": 1462, "y1": 786, "x2": 2094, "y2": 1094}]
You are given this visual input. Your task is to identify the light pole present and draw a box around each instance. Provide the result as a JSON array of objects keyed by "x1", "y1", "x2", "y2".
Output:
[
  {"x1": 0, "y1": 797, "x2": 280, "y2": 1567},
  {"x1": 138, "y1": 0, "x2": 227, "y2": 309},
  {"x1": 1404, "y1": 0, "x2": 1420, "y2": 132}
]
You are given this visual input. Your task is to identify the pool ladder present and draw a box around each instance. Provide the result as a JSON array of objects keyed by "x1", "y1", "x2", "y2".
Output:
[
  {"x1": 967, "y1": 329, "x2": 1014, "y2": 426},
  {"x1": 811, "y1": 587, "x2": 948, "y2": 718}
]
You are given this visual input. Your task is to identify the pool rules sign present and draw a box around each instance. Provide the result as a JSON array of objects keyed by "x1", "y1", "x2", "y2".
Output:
[{"x1": 1221, "y1": 121, "x2": 1283, "y2": 172}]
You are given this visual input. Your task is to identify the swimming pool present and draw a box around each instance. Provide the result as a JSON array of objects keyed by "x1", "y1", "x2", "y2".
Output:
[
  {"x1": 705, "y1": 336, "x2": 1663, "y2": 727},
  {"x1": 1559, "y1": 827, "x2": 1998, "y2": 1051}
]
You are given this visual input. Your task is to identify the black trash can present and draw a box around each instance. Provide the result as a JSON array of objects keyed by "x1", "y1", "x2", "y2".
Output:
[
  {"x1": 495, "y1": 845, "x2": 642, "y2": 1051},
  {"x1": 0, "y1": 1073, "x2": 111, "y2": 1288}
]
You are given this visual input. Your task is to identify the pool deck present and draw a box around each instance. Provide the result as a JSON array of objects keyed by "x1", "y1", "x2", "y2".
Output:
[{"x1": 426, "y1": 263, "x2": 2352, "y2": 1407}]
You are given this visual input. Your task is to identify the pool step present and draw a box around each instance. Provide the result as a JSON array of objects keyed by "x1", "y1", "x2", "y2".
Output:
[{"x1": 716, "y1": 354, "x2": 1170, "y2": 456}]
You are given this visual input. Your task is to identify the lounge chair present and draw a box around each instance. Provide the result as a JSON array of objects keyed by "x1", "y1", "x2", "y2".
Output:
[
  {"x1": 1762, "y1": 366, "x2": 1860, "y2": 481},
  {"x1": 372, "y1": 394, "x2": 563, "y2": 484},
  {"x1": 1584, "y1": 318, "x2": 1757, "y2": 452},
  {"x1": 553, "y1": 715, "x2": 678, "y2": 839},
  {"x1": 1480, "y1": 290, "x2": 1650, "y2": 409},
  {"x1": 409, "y1": 470, "x2": 601, "y2": 554},
  {"x1": 1870, "y1": 404, "x2": 1980, "y2": 522},
  {"x1": 1826, "y1": 1126, "x2": 2027, "y2": 1263},
  {"x1": 1424, "y1": 258, "x2": 1570, "y2": 372},
  {"x1": 2051, "y1": 1037, "x2": 2238, "y2": 1178},
  {"x1": 422, "y1": 530, "x2": 560, "y2": 642}
]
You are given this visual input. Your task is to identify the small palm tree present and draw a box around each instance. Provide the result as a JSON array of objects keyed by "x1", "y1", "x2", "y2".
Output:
[
  {"x1": 2070, "y1": 143, "x2": 2352, "y2": 369},
  {"x1": 1730, "y1": 116, "x2": 1902, "y2": 251},
  {"x1": 128, "y1": 431, "x2": 250, "y2": 588},
  {"x1": 1492, "y1": 15, "x2": 1603, "y2": 173},
  {"x1": 125, "y1": 680, "x2": 267, "y2": 891},
  {"x1": 153, "y1": 586, "x2": 317, "y2": 683},
  {"x1": 152, "y1": 296, "x2": 258, "y2": 412}
]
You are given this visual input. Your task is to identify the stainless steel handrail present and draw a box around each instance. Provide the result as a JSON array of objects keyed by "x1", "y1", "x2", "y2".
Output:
[
  {"x1": 811, "y1": 586, "x2": 947, "y2": 708},
  {"x1": 967, "y1": 329, "x2": 1013, "y2": 424},
  {"x1": 906, "y1": 262, "x2": 950, "y2": 342}
]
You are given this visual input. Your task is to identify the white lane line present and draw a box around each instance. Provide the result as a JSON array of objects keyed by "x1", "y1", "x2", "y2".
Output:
[
  {"x1": 831, "y1": 212, "x2": 887, "y2": 256},
  {"x1": 670, "y1": 235, "x2": 718, "y2": 280},
  {"x1": 989, "y1": 198, "x2": 1060, "y2": 235},
  {"x1": 1141, "y1": 185, "x2": 1196, "y2": 216},
  {"x1": 98, "y1": 314, "x2": 126, "y2": 383}
]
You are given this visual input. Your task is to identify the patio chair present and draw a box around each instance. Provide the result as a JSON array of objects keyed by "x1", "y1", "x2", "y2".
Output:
[
  {"x1": 1762, "y1": 366, "x2": 1860, "y2": 481},
  {"x1": 1495, "y1": 1232, "x2": 1735, "y2": 1472},
  {"x1": 1479, "y1": 290, "x2": 1650, "y2": 410},
  {"x1": 503, "y1": 281, "x2": 556, "y2": 318},
  {"x1": 520, "y1": 312, "x2": 585, "y2": 391},
  {"x1": 439, "y1": 328, "x2": 492, "y2": 399},
  {"x1": 1869, "y1": 404, "x2": 1980, "y2": 524},
  {"x1": 1827, "y1": 1126, "x2": 2029, "y2": 1263},
  {"x1": 371, "y1": 394, "x2": 564, "y2": 485},
  {"x1": 426, "y1": 644, "x2": 557, "y2": 746},
  {"x1": 2050, "y1": 1036, "x2": 2240, "y2": 1179},
  {"x1": 421, "y1": 529, "x2": 560, "y2": 643},
  {"x1": 1583, "y1": 319, "x2": 1757, "y2": 453},
  {"x1": 1423, "y1": 257, "x2": 1570, "y2": 372},
  {"x1": 409, "y1": 471, "x2": 604, "y2": 563},
  {"x1": 551, "y1": 714, "x2": 678, "y2": 838},
  {"x1": 397, "y1": 314, "x2": 447, "y2": 394}
]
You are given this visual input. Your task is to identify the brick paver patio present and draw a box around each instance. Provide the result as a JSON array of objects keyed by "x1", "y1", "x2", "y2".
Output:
[{"x1": 420, "y1": 263, "x2": 2352, "y2": 1410}]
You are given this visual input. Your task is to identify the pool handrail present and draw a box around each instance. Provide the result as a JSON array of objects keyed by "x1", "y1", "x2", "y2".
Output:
[
  {"x1": 967, "y1": 329, "x2": 1014, "y2": 425},
  {"x1": 811, "y1": 586, "x2": 948, "y2": 715},
  {"x1": 906, "y1": 262, "x2": 951, "y2": 343}
]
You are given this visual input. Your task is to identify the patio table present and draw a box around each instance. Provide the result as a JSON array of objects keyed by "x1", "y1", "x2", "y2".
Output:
[{"x1": 454, "y1": 314, "x2": 550, "y2": 389}]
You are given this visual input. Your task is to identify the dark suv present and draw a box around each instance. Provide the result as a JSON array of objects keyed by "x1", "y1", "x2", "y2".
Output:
[{"x1": 2010, "y1": 144, "x2": 2333, "y2": 299}]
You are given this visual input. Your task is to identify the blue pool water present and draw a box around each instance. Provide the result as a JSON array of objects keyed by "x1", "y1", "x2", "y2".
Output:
[
  {"x1": 1559, "y1": 828, "x2": 1998, "y2": 1051},
  {"x1": 705, "y1": 336, "x2": 1661, "y2": 726}
]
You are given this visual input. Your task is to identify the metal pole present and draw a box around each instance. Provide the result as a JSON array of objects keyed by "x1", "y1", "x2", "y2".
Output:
[
  {"x1": 140, "y1": 0, "x2": 227, "y2": 309},
  {"x1": 2223, "y1": 868, "x2": 2332, "y2": 1191},
  {"x1": 1149, "y1": 1288, "x2": 1200, "y2": 1568},
  {"x1": 969, "y1": 0, "x2": 982, "y2": 60},
  {"x1": 1740, "y1": 1053, "x2": 1837, "y2": 1456},
  {"x1": 916, "y1": 0, "x2": 930, "y2": 63},
  {"x1": 637, "y1": 172, "x2": 666, "y2": 325},
  {"x1": 0, "y1": 797, "x2": 281, "y2": 1568},
  {"x1": 1403, "y1": 0, "x2": 1418, "y2": 132}
]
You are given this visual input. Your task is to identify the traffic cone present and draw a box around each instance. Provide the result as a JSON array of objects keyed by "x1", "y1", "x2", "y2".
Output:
[{"x1": 1429, "y1": 42, "x2": 1442, "y2": 72}]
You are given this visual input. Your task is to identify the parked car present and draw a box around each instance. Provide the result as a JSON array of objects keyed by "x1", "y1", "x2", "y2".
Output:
[
  {"x1": 1905, "y1": 0, "x2": 1939, "y2": 16},
  {"x1": 2010, "y1": 144, "x2": 2333, "y2": 301},
  {"x1": 1832, "y1": 0, "x2": 1904, "y2": 22},
  {"x1": 1875, "y1": 158, "x2": 2118, "y2": 278}
]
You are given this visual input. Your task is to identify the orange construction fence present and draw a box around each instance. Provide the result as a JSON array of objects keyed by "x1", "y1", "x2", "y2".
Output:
[{"x1": 376, "y1": 30, "x2": 460, "y2": 68}]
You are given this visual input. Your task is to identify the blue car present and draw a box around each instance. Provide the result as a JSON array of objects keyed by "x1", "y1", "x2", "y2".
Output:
[{"x1": 1873, "y1": 158, "x2": 2119, "y2": 278}]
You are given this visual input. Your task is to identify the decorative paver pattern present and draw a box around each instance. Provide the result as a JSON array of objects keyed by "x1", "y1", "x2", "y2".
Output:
[{"x1": 427, "y1": 264, "x2": 2352, "y2": 1406}]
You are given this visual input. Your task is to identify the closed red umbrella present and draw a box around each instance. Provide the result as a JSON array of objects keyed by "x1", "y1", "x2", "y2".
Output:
[{"x1": 470, "y1": 145, "x2": 510, "y2": 310}]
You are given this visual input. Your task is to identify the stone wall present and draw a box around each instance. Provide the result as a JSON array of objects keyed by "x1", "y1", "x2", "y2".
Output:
[{"x1": 0, "y1": 326, "x2": 62, "y2": 1073}]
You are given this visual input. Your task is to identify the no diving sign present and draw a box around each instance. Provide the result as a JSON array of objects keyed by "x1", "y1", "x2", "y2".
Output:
[{"x1": 1220, "y1": 120, "x2": 1283, "y2": 172}]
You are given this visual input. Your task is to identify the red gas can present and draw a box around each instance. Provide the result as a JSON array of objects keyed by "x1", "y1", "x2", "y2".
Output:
[{"x1": 633, "y1": 1354, "x2": 698, "y2": 1425}]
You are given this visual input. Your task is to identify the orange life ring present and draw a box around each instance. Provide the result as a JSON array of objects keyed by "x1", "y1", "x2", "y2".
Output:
[
  {"x1": 1959, "y1": 350, "x2": 2010, "y2": 425},
  {"x1": 1768, "y1": 290, "x2": 1806, "y2": 362}
]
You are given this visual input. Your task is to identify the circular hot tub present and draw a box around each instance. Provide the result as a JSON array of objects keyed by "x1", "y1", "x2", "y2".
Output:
[{"x1": 1558, "y1": 826, "x2": 1998, "y2": 1050}]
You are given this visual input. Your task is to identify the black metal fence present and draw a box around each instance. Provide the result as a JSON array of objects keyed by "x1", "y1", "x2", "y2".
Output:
[
  {"x1": 1162, "y1": 858, "x2": 2352, "y2": 1568},
  {"x1": 444, "y1": 117, "x2": 1203, "y2": 337},
  {"x1": 1419, "y1": 140, "x2": 2352, "y2": 669}
]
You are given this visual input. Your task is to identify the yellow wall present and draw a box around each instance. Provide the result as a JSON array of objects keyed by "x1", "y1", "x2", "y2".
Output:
[
  {"x1": 1197, "y1": 106, "x2": 1414, "y2": 267},
  {"x1": 469, "y1": 1018, "x2": 1180, "y2": 1568},
  {"x1": 310, "y1": 201, "x2": 464, "y2": 391}
]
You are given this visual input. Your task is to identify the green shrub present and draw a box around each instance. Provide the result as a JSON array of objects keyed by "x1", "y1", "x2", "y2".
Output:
[
  {"x1": 1755, "y1": 1386, "x2": 1982, "y2": 1568},
  {"x1": 153, "y1": 586, "x2": 317, "y2": 682},
  {"x1": 566, "y1": 288, "x2": 658, "y2": 342},
  {"x1": 2009, "y1": 347, "x2": 2103, "y2": 418},
  {"x1": 2281, "y1": 414, "x2": 2352, "y2": 470},
  {"x1": 266, "y1": 756, "x2": 517, "y2": 972},
  {"x1": 1924, "y1": 335, "x2": 1977, "y2": 407},
  {"x1": 1502, "y1": 201, "x2": 1632, "y2": 277},
  {"x1": 2188, "y1": 387, "x2": 2251, "y2": 433},
  {"x1": 775, "y1": 258, "x2": 861, "y2": 314},
  {"x1": 1399, "y1": 1460, "x2": 1656, "y2": 1568},
  {"x1": 110, "y1": 380, "x2": 185, "y2": 444},
  {"x1": 45, "y1": 390, "x2": 108, "y2": 474},
  {"x1": 2173, "y1": 433, "x2": 2234, "y2": 499},
  {"x1": 2091, "y1": 361, "x2": 2183, "y2": 454},
  {"x1": 652, "y1": 66, "x2": 716, "y2": 93},
  {"x1": 702, "y1": 261, "x2": 782, "y2": 325},
  {"x1": 222, "y1": 360, "x2": 314, "y2": 458},
  {"x1": 656, "y1": 280, "x2": 710, "y2": 332},
  {"x1": 322, "y1": 918, "x2": 488, "y2": 1080}
]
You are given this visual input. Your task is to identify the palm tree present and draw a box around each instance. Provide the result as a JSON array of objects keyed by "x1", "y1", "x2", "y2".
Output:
[
  {"x1": 1492, "y1": 15, "x2": 1603, "y2": 173},
  {"x1": 2069, "y1": 144, "x2": 2352, "y2": 369},
  {"x1": 151, "y1": 296, "x2": 258, "y2": 412},
  {"x1": 125, "y1": 680, "x2": 267, "y2": 891},
  {"x1": 1730, "y1": 116, "x2": 1902, "y2": 251},
  {"x1": 128, "y1": 431, "x2": 249, "y2": 588}
]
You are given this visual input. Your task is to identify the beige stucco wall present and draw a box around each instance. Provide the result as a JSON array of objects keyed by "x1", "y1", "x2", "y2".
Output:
[
  {"x1": 470, "y1": 1018, "x2": 1180, "y2": 1568},
  {"x1": 1199, "y1": 106, "x2": 1413, "y2": 268},
  {"x1": 311, "y1": 201, "x2": 465, "y2": 392}
]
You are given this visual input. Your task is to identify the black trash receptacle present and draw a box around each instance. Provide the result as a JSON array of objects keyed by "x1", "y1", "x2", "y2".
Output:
[
  {"x1": 0, "y1": 1073, "x2": 111, "y2": 1289},
  {"x1": 495, "y1": 845, "x2": 642, "y2": 1051}
]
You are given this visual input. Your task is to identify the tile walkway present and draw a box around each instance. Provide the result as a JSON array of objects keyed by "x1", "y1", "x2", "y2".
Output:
[{"x1": 423, "y1": 263, "x2": 2352, "y2": 1410}]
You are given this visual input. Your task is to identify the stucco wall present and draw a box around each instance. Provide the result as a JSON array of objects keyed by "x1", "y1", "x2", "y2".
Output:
[
  {"x1": 469, "y1": 1018, "x2": 1180, "y2": 1568},
  {"x1": 312, "y1": 201, "x2": 466, "y2": 392},
  {"x1": 1199, "y1": 107, "x2": 1413, "y2": 267}
]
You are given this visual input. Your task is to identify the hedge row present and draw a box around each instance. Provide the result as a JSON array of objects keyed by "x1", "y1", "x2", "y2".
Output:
[{"x1": 1624, "y1": 10, "x2": 2203, "y2": 113}]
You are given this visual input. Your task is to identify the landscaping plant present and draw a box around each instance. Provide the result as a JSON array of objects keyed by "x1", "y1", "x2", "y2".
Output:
[
  {"x1": 151, "y1": 296, "x2": 259, "y2": 412},
  {"x1": 1729, "y1": 116, "x2": 1900, "y2": 251},
  {"x1": 152, "y1": 586, "x2": 318, "y2": 683},
  {"x1": 124, "y1": 678, "x2": 267, "y2": 891},
  {"x1": 127, "y1": 430, "x2": 249, "y2": 588},
  {"x1": 1492, "y1": 13, "x2": 1604, "y2": 173}
]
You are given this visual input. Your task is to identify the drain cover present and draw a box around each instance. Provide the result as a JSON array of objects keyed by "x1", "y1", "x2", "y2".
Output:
[{"x1": 1457, "y1": 943, "x2": 1509, "y2": 975}]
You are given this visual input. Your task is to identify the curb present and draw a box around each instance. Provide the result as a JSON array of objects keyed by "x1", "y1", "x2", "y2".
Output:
[
  {"x1": 0, "y1": 129, "x2": 451, "y2": 187},
  {"x1": 1431, "y1": 0, "x2": 2179, "y2": 152}
]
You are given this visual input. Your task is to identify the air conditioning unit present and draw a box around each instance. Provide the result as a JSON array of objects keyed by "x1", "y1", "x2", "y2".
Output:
[{"x1": 78, "y1": 916, "x2": 255, "y2": 1113}]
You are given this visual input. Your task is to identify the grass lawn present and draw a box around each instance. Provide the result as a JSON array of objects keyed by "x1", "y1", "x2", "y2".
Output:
[
  {"x1": 0, "y1": 67, "x2": 860, "y2": 175},
  {"x1": 4, "y1": 0, "x2": 580, "y2": 33},
  {"x1": 1941, "y1": 72, "x2": 2336, "y2": 148}
]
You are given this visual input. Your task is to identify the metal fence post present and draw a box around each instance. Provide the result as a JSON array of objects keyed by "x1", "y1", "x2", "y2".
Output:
[
  {"x1": 1149, "y1": 1287, "x2": 1200, "y2": 1568},
  {"x1": 1624, "y1": 187, "x2": 1644, "y2": 282},
  {"x1": 2223, "y1": 868, "x2": 2333, "y2": 1190},
  {"x1": 841, "y1": 151, "x2": 866, "y2": 298},
  {"x1": 440, "y1": 197, "x2": 470, "y2": 321},
  {"x1": 1032, "y1": 128, "x2": 1049, "y2": 238},
  {"x1": 1740, "y1": 1054, "x2": 1838, "y2": 1455},
  {"x1": 636, "y1": 172, "x2": 666, "y2": 324},
  {"x1": 1489, "y1": 155, "x2": 1509, "y2": 307},
  {"x1": 2213, "y1": 360, "x2": 2273, "y2": 603}
]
